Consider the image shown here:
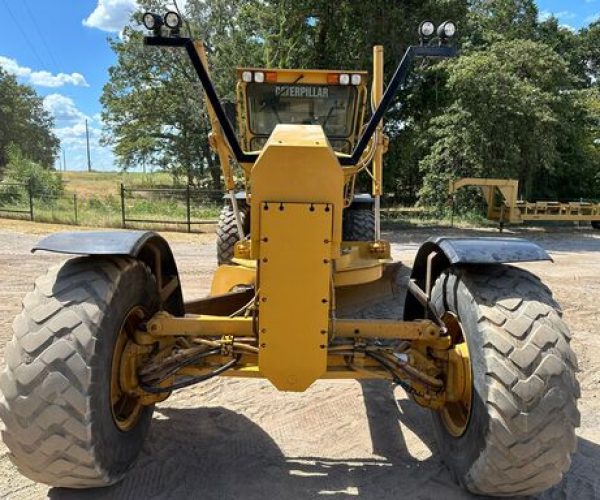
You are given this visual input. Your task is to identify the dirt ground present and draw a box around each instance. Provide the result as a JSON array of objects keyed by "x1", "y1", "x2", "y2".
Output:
[{"x1": 0, "y1": 220, "x2": 599, "y2": 499}]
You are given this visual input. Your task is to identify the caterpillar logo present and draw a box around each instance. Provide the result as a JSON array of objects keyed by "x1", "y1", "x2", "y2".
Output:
[{"x1": 275, "y1": 85, "x2": 329, "y2": 98}]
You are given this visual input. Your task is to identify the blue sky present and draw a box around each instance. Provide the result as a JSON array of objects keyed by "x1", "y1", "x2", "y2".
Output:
[{"x1": 0, "y1": 0, "x2": 598, "y2": 172}]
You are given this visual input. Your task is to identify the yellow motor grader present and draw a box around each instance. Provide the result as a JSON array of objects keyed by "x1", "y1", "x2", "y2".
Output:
[{"x1": 0, "y1": 13, "x2": 579, "y2": 497}]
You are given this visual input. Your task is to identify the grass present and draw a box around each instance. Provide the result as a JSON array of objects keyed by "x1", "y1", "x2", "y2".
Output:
[
  {"x1": 1, "y1": 170, "x2": 221, "y2": 232},
  {"x1": 62, "y1": 170, "x2": 175, "y2": 198},
  {"x1": 1, "y1": 170, "x2": 499, "y2": 233}
]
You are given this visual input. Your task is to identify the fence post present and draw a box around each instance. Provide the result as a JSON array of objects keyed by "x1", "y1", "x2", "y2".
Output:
[
  {"x1": 73, "y1": 194, "x2": 78, "y2": 225},
  {"x1": 120, "y1": 183, "x2": 126, "y2": 229},
  {"x1": 28, "y1": 180, "x2": 34, "y2": 221},
  {"x1": 186, "y1": 184, "x2": 191, "y2": 233}
]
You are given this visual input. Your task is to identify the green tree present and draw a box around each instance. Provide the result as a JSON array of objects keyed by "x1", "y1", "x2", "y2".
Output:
[
  {"x1": 3, "y1": 144, "x2": 63, "y2": 194},
  {"x1": 0, "y1": 69, "x2": 59, "y2": 175},
  {"x1": 581, "y1": 21, "x2": 600, "y2": 87},
  {"x1": 418, "y1": 39, "x2": 599, "y2": 209},
  {"x1": 102, "y1": 0, "x2": 469, "y2": 190}
]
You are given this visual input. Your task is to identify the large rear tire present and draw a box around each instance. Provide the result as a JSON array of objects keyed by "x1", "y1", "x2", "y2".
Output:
[
  {"x1": 0, "y1": 256, "x2": 159, "y2": 488},
  {"x1": 216, "y1": 203, "x2": 250, "y2": 265},
  {"x1": 342, "y1": 209, "x2": 375, "y2": 241},
  {"x1": 430, "y1": 264, "x2": 580, "y2": 496}
]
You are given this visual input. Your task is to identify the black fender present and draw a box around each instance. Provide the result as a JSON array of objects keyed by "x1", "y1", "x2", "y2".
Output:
[
  {"x1": 32, "y1": 230, "x2": 184, "y2": 315},
  {"x1": 347, "y1": 193, "x2": 374, "y2": 210},
  {"x1": 404, "y1": 236, "x2": 551, "y2": 320}
]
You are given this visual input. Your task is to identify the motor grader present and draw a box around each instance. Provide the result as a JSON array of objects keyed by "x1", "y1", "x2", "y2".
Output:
[{"x1": 0, "y1": 13, "x2": 579, "y2": 497}]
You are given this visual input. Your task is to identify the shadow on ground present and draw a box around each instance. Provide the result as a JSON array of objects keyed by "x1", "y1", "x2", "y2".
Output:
[{"x1": 48, "y1": 381, "x2": 600, "y2": 500}]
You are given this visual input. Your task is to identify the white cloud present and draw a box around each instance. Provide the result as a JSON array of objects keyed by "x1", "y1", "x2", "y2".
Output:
[
  {"x1": 83, "y1": 0, "x2": 137, "y2": 33},
  {"x1": 83, "y1": 0, "x2": 188, "y2": 33},
  {"x1": 0, "y1": 55, "x2": 88, "y2": 88},
  {"x1": 554, "y1": 11, "x2": 577, "y2": 20},
  {"x1": 44, "y1": 94, "x2": 88, "y2": 123},
  {"x1": 585, "y1": 13, "x2": 600, "y2": 24},
  {"x1": 44, "y1": 94, "x2": 116, "y2": 171}
]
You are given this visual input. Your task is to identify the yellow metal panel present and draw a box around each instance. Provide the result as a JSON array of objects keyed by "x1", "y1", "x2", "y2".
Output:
[
  {"x1": 249, "y1": 125, "x2": 344, "y2": 259},
  {"x1": 210, "y1": 265, "x2": 256, "y2": 295},
  {"x1": 145, "y1": 313, "x2": 254, "y2": 337},
  {"x1": 258, "y1": 202, "x2": 332, "y2": 391},
  {"x1": 236, "y1": 67, "x2": 368, "y2": 84},
  {"x1": 372, "y1": 45, "x2": 384, "y2": 197},
  {"x1": 333, "y1": 242, "x2": 391, "y2": 287}
]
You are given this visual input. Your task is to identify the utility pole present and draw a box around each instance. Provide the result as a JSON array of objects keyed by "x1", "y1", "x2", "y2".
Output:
[
  {"x1": 62, "y1": 148, "x2": 67, "y2": 171},
  {"x1": 85, "y1": 119, "x2": 92, "y2": 172}
]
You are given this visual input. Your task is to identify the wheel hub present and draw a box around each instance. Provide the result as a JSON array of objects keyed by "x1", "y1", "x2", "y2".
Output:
[
  {"x1": 440, "y1": 312, "x2": 473, "y2": 437},
  {"x1": 111, "y1": 307, "x2": 146, "y2": 432}
]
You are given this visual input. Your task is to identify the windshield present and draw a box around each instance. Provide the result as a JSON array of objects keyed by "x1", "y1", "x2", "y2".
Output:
[{"x1": 247, "y1": 83, "x2": 357, "y2": 138}]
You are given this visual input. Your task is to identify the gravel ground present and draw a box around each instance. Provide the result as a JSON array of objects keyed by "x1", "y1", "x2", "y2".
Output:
[{"x1": 0, "y1": 220, "x2": 599, "y2": 499}]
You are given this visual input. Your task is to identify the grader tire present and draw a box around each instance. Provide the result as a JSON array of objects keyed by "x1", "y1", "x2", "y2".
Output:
[
  {"x1": 216, "y1": 203, "x2": 249, "y2": 265},
  {"x1": 0, "y1": 256, "x2": 159, "y2": 488},
  {"x1": 592, "y1": 221, "x2": 600, "y2": 230},
  {"x1": 343, "y1": 209, "x2": 375, "y2": 241},
  {"x1": 430, "y1": 264, "x2": 580, "y2": 496}
]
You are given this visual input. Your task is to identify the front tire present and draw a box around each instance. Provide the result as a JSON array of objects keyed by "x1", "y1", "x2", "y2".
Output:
[
  {"x1": 343, "y1": 209, "x2": 375, "y2": 241},
  {"x1": 0, "y1": 256, "x2": 159, "y2": 488},
  {"x1": 216, "y1": 203, "x2": 250, "y2": 265},
  {"x1": 592, "y1": 221, "x2": 600, "y2": 230},
  {"x1": 430, "y1": 264, "x2": 580, "y2": 496}
]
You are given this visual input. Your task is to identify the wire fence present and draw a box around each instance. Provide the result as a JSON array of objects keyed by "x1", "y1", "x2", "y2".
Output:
[
  {"x1": 0, "y1": 182, "x2": 223, "y2": 232},
  {"x1": 0, "y1": 181, "x2": 435, "y2": 232},
  {"x1": 0, "y1": 182, "x2": 33, "y2": 220},
  {"x1": 121, "y1": 184, "x2": 222, "y2": 232}
]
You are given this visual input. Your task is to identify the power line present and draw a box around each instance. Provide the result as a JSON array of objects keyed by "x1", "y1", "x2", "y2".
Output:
[
  {"x1": 22, "y1": 0, "x2": 61, "y2": 72},
  {"x1": 1, "y1": 0, "x2": 47, "y2": 69}
]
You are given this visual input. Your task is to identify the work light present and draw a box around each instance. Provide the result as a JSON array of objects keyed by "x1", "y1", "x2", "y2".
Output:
[
  {"x1": 418, "y1": 21, "x2": 435, "y2": 39},
  {"x1": 437, "y1": 21, "x2": 457, "y2": 39},
  {"x1": 142, "y1": 12, "x2": 163, "y2": 32},
  {"x1": 339, "y1": 73, "x2": 350, "y2": 85},
  {"x1": 164, "y1": 11, "x2": 182, "y2": 30}
]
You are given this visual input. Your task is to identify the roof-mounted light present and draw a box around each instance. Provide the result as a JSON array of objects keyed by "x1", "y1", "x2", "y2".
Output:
[
  {"x1": 164, "y1": 11, "x2": 182, "y2": 33},
  {"x1": 437, "y1": 21, "x2": 457, "y2": 40},
  {"x1": 142, "y1": 12, "x2": 163, "y2": 33},
  {"x1": 418, "y1": 20, "x2": 435, "y2": 39}
]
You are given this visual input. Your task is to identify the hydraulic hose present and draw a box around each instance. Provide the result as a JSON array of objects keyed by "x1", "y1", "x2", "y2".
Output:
[{"x1": 140, "y1": 355, "x2": 240, "y2": 394}]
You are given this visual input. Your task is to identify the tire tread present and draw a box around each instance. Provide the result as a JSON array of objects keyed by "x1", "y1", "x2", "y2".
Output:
[
  {"x1": 0, "y1": 256, "x2": 144, "y2": 487},
  {"x1": 435, "y1": 265, "x2": 580, "y2": 496}
]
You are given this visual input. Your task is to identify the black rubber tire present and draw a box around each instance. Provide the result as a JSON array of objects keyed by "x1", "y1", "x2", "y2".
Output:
[
  {"x1": 343, "y1": 209, "x2": 375, "y2": 241},
  {"x1": 216, "y1": 203, "x2": 250, "y2": 265},
  {"x1": 429, "y1": 264, "x2": 580, "y2": 496},
  {"x1": 592, "y1": 221, "x2": 600, "y2": 230},
  {"x1": 0, "y1": 256, "x2": 160, "y2": 488}
]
